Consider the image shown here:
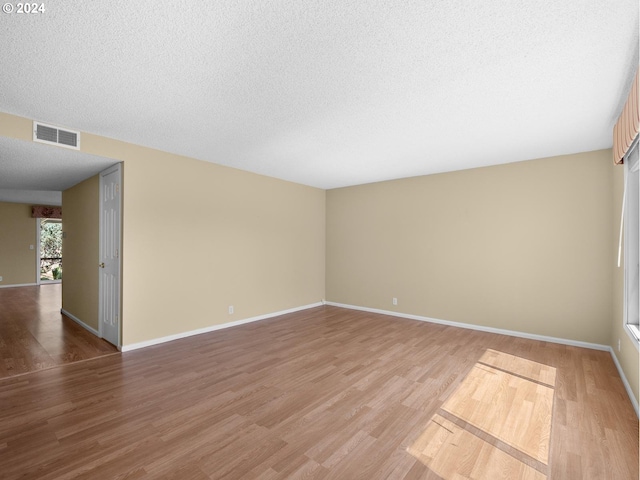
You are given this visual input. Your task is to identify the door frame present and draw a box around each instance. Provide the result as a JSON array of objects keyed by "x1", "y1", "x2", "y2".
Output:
[
  {"x1": 35, "y1": 217, "x2": 41, "y2": 285},
  {"x1": 99, "y1": 163, "x2": 123, "y2": 348}
]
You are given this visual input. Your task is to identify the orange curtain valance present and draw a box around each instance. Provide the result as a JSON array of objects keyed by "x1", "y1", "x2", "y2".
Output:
[
  {"x1": 613, "y1": 68, "x2": 640, "y2": 164},
  {"x1": 32, "y1": 205, "x2": 62, "y2": 219}
]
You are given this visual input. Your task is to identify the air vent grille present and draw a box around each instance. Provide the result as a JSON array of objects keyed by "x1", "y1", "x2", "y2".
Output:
[
  {"x1": 36, "y1": 124, "x2": 57, "y2": 143},
  {"x1": 33, "y1": 121, "x2": 80, "y2": 150},
  {"x1": 57, "y1": 129, "x2": 78, "y2": 147}
]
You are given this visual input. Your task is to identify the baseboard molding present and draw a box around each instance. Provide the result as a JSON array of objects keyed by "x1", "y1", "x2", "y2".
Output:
[
  {"x1": 0, "y1": 283, "x2": 37, "y2": 289},
  {"x1": 326, "y1": 301, "x2": 640, "y2": 416},
  {"x1": 60, "y1": 309, "x2": 100, "y2": 337},
  {"x1": 326, "y1": 302, "x2": 610, "y2": 351},
  {"x1": 121, "y1": 302, "x2": 324, "y2": 352},
  {"x1": 608, "y1": 347, "x2": 640, "y2": 417}
]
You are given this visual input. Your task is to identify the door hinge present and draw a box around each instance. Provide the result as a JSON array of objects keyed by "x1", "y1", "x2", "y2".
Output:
[
  {"x1": 115, "y1": 184, "x2": 120, "y2": 194},
  {"x1": 115, "y1": 249, "x2": 119, "y2": 258}
]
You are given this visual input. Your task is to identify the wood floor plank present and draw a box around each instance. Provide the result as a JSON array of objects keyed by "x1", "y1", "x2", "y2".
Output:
[
  {"x1": 0, "y1": 305, "x2": 637, "y2": 479},
  {"x1": 408, "y1": 414, "x2": 547, "y2": 480},
  {"x1": 479, "y1": 349, "x2": 557, "y2": 386},
  {"x1": 0, "y1": 284, "x2": 118, "y2": 379},
  {"x1": 441, "y1": 363, "x2": 554, "y2": 464}
]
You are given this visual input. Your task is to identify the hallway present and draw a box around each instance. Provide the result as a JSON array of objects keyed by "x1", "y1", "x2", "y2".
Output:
[{"x1": 0, "y1": 284, "x2": 118, "y2": 379}]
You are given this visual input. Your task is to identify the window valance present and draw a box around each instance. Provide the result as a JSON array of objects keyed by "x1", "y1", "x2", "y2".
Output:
[
  {"x1": 614, "y1": 68, "x2": 639, "y2": 165},
  {"x1": 32, "y1": 205, "x2": 62, "y2": 219}
]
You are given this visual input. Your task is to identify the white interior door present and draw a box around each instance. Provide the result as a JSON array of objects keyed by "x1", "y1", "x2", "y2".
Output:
[{"x1": 99, "y1": 164, "x2": 122, "y2": 347}]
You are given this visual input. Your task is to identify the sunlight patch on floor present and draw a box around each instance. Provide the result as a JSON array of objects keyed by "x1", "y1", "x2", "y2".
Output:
[
  {"x1": 407, "y1": 349, "x2": 556, "y2": 479},
  {"x1": 408, "y1": 413, "x2": 547, "y2": 480}
]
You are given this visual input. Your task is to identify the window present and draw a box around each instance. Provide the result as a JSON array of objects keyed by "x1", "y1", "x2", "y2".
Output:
[
  {"x1": 39, "y1": 218, "x2": 63, "y2": 282},
  {"x1": 623, "y1": 139, "x2": 640, "y2": 343}
]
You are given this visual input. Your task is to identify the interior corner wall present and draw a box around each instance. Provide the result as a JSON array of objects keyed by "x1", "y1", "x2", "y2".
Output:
[
  {"x1": 0, "y1": 112, "x2": 326, "y2": 347},
  {"x1": 62, "y1": 175, "x2": 100, "y2": 331},
  {"x1": 0, "y1": 202, "x2": 36, "y2": 286},
  {"x1": 326, "y1": 150, "x2": 614, "y2": 346},
  {"x1": 611, "y1": 161, "x2": 639, "y2": 404},
  {"x1": 80, "y1": 134, "x2": 326, "y2": 347}
]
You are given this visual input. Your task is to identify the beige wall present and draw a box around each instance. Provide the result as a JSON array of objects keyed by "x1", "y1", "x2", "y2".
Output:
[
  {"x1": 62, "y1": 175, "x2": 100, "y2": 330},
  {"x1": 327, "y1": 150, "x2": 614, "y2": 345},
  {"x1": 0, "y1": 112, "x2": 326, "y2": 346},
  {"x1": 611, "y1": 162, "x2": 639, "y2": 404},
  {"x1": 0, "y1": 202, "x2": 36, "y2": 286},
  {"x1": 0, "y1": 112, "x2": 31, "y2": 141},
  {"x1": 80, "y1": 138, "x2": 325, "y2": 346}
]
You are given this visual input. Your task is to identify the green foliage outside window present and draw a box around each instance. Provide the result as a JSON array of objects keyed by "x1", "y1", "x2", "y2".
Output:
[{"x1": 40, "y1": 221, "x2": 62, "y2": 281}]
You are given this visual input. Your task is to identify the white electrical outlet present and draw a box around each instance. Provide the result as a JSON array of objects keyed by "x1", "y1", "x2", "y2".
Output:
[
  {"x1": 0, "y1": 276, "x2": 3, "y2": 282},
  {"x1": 618, "y1": 338, "x2": 621, "y2": 352},
  {"x1": 29, "y1": 245, "x2": 34, "y2": 250},
  {"x1": 392, "y1": 297, "x2": 397, "y2": 306},
  {"x1": 228, "y1": 305, "x2": 234, "y2": 315}
]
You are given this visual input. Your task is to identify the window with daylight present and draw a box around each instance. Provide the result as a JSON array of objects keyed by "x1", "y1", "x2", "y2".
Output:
[
  {"x1": 39, "y1": 218, "x2": 63, "y2": 282},
  {"x1": 623, "y1": 139, "x2": 640, "y2": 343}
]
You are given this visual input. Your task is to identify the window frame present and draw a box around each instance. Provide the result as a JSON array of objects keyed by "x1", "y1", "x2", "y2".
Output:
[{"x1": 623, "y1": 138, "x2": 640, "y2": 348}]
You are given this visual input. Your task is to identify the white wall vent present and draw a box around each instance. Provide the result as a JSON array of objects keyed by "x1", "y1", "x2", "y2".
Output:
[{"x1": 33, "y1": 121, "x2": 80, "y2": 150}]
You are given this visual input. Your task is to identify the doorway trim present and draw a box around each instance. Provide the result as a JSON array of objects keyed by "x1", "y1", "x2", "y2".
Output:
[{"x1": 35, "y1": 216, "x2": 41, "y2": 285}]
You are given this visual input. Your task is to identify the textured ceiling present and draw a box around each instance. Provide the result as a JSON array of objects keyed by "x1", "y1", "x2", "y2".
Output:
[
  {"x1": 0, "y1": 0, "x2": 638, "y2": 193},
  {"x1": 0, "y1": 137, "x2": 115, "y2": 191},
  {"x1": 0, "y1": 137, "x2": 117, "y2": 204}
]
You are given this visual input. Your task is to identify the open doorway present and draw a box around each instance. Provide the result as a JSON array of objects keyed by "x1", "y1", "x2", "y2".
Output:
[
  {"x1": 38, "y1": 217, "x2": 62, "y2": 284},
  {"x1": 0, "y1": 135, "x2": 122, "y2": 374}
]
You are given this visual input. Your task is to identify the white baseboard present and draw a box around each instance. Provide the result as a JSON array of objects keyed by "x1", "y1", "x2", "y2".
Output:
[
  {"x1": 326, "y1": 302, "x2": 609, "y2": 351},
  {"x1": 608, "y1": 347, "x2": 639, "y2": 417},
  {"x1": 0, "y1": 283, "x2": 37, "y2": 289},
  {"x1": 121, "y1": 302, "x2": 324, "y2": 352},
  {"x1": 326, "y1": 301, "x2": 639, "y2": 417},
  {"x1": 60, "y1": 308, "x2": 100, "y2": 337}
]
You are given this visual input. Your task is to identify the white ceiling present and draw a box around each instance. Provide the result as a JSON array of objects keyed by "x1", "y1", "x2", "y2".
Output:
[
  {"x1": 0, "y1": 137, "x2": 117, "y2": 205},
  {"x1": 0, "y1": 1, "x2": 638, "y2": 194}
]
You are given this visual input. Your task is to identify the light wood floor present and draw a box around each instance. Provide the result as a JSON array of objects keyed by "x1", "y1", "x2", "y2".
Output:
[
  {"x1": 0, "y1": 306, "x2": 637, "y2": 479},
  {"x1": 0, "y1": 284, "x2": 118, "y2": 379}
]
